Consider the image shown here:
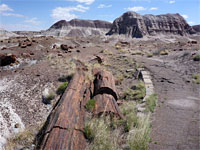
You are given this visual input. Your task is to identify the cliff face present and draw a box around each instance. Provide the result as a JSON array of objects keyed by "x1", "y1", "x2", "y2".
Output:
[
  {"x1": 44, "y1": 19, "x2": 112, "y2": 37},
  {"x1": 107, "y1": 11, "x2": 193, "y2": 38}
]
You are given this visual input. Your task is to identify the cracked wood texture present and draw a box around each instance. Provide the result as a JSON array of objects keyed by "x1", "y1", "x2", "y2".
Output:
[
  {"x1": 93, "y1": 70, "x2": 124, "y2": 118},
  {"x1": 39, "y1": 69, "x2": 88, "y2": 150},
  {"x1": 93, "y1": 69, "x2": 118, "y2": 100}
]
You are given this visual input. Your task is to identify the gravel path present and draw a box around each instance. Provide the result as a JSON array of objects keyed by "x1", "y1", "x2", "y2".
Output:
[{"x1": 135, "y1": 54, "x2": 200, "y2": 150}]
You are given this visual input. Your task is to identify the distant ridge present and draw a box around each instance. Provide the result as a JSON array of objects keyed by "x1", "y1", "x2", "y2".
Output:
[
  {"x1": 107, "y1": 11, "x2": 196, "y2": 38},
  {"x1": 0, "y1": 27, "x2": 18, "y2": 38},
  {"x1": 43, "y1": 19, "x2": 112, "y2": 37}
]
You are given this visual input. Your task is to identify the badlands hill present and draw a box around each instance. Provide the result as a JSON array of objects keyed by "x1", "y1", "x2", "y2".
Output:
[
  {"x1": 43, "y1": 19, "x2": 112, "y2": 37},
  {"x1": 0, "y1": 27, "x2": 18, "y2": 38},
  {"x1": 107, "y1": 11, "x2": 196, "y2": 38}
]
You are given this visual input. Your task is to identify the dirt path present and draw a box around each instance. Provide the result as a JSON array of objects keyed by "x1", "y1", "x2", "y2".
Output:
[{"x1": 135, "y1": 54, "x2": 200, "y2": 150}]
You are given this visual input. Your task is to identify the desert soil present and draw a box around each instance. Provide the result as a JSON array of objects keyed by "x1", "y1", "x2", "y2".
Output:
[{"x1": 0, "y1": 35, "x2": 199, "y2": 149}]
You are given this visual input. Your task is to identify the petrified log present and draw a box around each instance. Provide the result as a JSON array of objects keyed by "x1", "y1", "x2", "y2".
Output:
[
  {"x1": 39, "y1": 69, "x2": 88, "y2": 150},
  {"x1": 93, "y1": 69, "x2": 118, "y2": 100},
  {"x1": 93, "y1": 94, "x2": 124, "y2": 118},
  {"x1": 93, "y1": 70, "x2": 124, "y2": 118}
]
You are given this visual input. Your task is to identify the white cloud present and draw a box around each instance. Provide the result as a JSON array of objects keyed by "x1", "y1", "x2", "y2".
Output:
[
  {"x1": 127, "y1": 6, "x2": 146, "y2": 12},
  {"x1": 0, "y1": 3, "x2": 25, "y2": 18},
  {"x1": 1, "y1": 13, "x2": 24, "y2": 17},
  {"x1": 169, "y1": 1, "x2": 175, "y2": 4},
  {"x1": 0, "y1": 4, "x2": 13, "y2": 13},
  {"x1": 188, "y1": 21, "x2": 194, "y2": 25},
  {"x1": 98, "y1": 4, "x2": 112, "y2": 9},
  {"x1": 51, "y1": 5, "x2": 89, "y2": 21},
  {"x1": 24, "y1": 17, "x2": 41, "y2": 25},
  {"x1": 66, "y1": 0, "x2": 95, "y2": 5},
  {"x1": 150, "y1": 7, "x2": 158, "y2": 11},
  {"x1": 181, "y1": 14, "x2": 188, "y2": 19}
]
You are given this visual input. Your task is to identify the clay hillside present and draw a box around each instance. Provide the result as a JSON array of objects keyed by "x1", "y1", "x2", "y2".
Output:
[
  {"x1": 0, "y1": 11, "x2": 200, "y2": 150},
  {"x1": 107, "y1": 11, "x2": 196, "y2": 38}
]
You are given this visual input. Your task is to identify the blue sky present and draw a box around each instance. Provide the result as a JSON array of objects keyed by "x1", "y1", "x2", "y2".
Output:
[{"x1": 0, "y1": 0, "x2": 199, "y2": 31}]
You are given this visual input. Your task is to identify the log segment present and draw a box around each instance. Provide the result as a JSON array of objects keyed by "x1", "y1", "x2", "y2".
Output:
[
  {"x1": 93, "y1": 69, "x2": 124, "y2": 118},
  {"x1": 39, "y1": 69, "x2": 88, "y2": 150},
  {"x1": 93, "y1": 69, "x2": 118, "y2": 100}
]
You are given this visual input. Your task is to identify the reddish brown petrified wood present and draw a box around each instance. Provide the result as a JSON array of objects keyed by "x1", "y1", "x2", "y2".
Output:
[{"x1": 39, "y1": 69, "x2": 87, "y2": 150}]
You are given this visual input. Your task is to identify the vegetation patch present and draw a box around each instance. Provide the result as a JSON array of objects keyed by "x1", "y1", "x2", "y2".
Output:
[
  {"x1": 160, "y1": 50, "x2": 169, "y2": 55},
  {"x1": 58, "y1": 73, "x2": 74, "y2": 82},
  {"x1": 123, "y1": 82, "x2": 146, "y2": 101},
  {"x1": 44, "y1": 90, "x2": 56, "y2": 101},
  {"x1": 56, "y1": 81, "x2": 68, "y2": 95},
  {"x1": 85, "y1": 117, "x2": 118, "y2": 150},
  {"x1": 120, "y1": 101, "x2": 138, "y2": 132},
  {"x1": 145, "y1": 93, "x2": 158, "y2": 113},
  {"x1": 147, "y1": 53, "x2": 153, "y2": 57},
  {"x1": 192, "y1": 74, "x2": 200, "y2": 84},
  {"x1": 85, "y1": 99, "x2": 96, "y2": 112},
  {"x1": 5, "y1": 128, "x2": 35, "y2": 150},
  {"x1": 128, "y1": 113, "x2": 151, "y2": 150},
  {"x1": 193, "y1": 54, "x2": 200, "y2": 61}
]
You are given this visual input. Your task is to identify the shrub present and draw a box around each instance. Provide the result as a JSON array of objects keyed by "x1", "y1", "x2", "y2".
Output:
[
  {"x1": 145, "y1": 93, "x2": 158, "y2": 113},
  {"x1": 193, "y1": 74, "x2": 199, "y2": 80},
  {"x1": 42, "y1": 89, "x2": 56, "y2": 104},
  {"x1": 56, "y1": 82, "x2": 68, "y2": 95},
  {"x1": 192, "y1": 74, "x2": 200, "y2": 84},
  {"x1": 147, "y1": 53, "x2": 153, "y2": 57},
  {"x1": 85, "y1": 99, "x2": 96, "y2": 112},
  {"x1": 58, "y1": 73, "x2": 73, "y2": 82},
  {"x1": 123, "y1": 82, "x2": 146, "y2": 101},
  {"x1": 45, "y1": 91, "x2": 56, "y2": 100},
  {"x1": 160, "y1": 50, "x2": 168, "y2": 55},
  {"x1": 83, "y1": 125, "x2": 95, "y2": 142},
  {"x1": 5, "y1": 128, "x2": 35, "y2": 150},
  {"x1": 128, "y1": 113, "x2": 151, "y2": 150},
  {"x1": 193, "y1": 54, "x2": 200, "y2": 61}
]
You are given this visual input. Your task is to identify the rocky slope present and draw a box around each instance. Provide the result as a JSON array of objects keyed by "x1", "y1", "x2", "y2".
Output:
[
  {"x1": 192, "y1": 25, "x2": 200, "y2": 33},
  {"x1": 107, "y1": 11, "x2": 195, "y2": 38},
  {"x1": 43, "y1": 19, "x2": 112, "y2": 37}
]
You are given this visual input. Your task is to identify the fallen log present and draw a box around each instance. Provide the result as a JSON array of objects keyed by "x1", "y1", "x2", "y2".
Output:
[
  {"x1": 38, "y1": 69, "x2": 88, "y2": 150},
  {"x1": 93, "y1": 94, "x2": 124, "y2": 118},
  {"x1": 93, "y1": 69, "x2": 118, "y2": 100},
  {"x1": 93, "y1": 69, "x2": 124, "y2": 118}
]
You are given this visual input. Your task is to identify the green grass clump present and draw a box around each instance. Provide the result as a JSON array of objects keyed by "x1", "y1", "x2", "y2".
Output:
[
  {"x1": 193, "y1": 54, "x2": 200, "y2": 61},
  {"x1": 85, "y1": 117, "x2": 118, "y2": 150},
  {"x1": 123, "y1": 82, "x2": 146, "y2": 101},
  {"x1": 128, "y1": 113, "x2": 151, "y2": 150},
  {"x1": 145, "y1": 93, "x2": 158, "y2": 113},
  {"x1": 85, "y1": 99, "x2": 96, "y2": 112},
  {"x1": 120, "y1": 101, "x2": 138, "y2": 132},
  {"x1": 192, "y1": 74, "x2": 200, "y2": 84},
  {"x1": 56, "y1": 81, "x2": 68, "y2": 95},
  {"x1": 83, "y1": 125, "x2": 95, "y2": 142}
]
